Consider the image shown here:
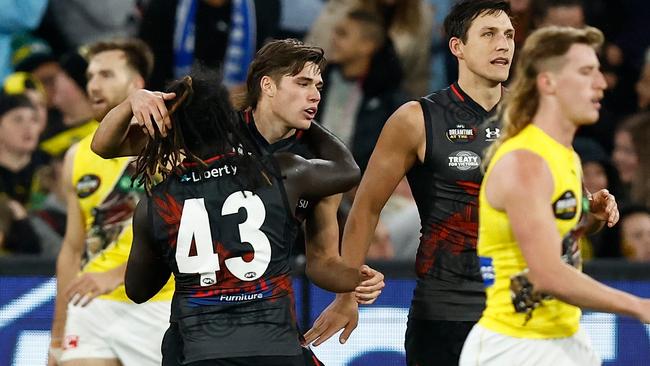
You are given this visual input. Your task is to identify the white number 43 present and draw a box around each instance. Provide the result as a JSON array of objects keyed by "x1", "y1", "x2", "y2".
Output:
[{"x1": 175, "y1": 191, "x2": 271, "y2": 286}]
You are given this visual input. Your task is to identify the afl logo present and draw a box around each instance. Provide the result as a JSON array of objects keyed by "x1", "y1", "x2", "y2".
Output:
[
  {"x1": 244, "y1": 272, "x2": 257, "y2": 279},
  {"x1": 202, "y1": 277, "x2": 216, "y2": 285},
  {"x1": 76, "y1": 174, "x2": 101, "y2": 198},
  {"x1": 448, "y1": 151, "x2": 481, "y2": 171}
]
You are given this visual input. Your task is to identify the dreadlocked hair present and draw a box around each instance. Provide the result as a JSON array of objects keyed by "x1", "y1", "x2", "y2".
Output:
[{"x1": 134, "y1": 70, "x2": 274, "y2": 194}]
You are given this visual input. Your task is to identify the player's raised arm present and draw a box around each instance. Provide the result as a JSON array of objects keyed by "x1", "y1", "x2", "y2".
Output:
[{"x1": 91, "y1": 89, "x2": 176, "y2": 158}]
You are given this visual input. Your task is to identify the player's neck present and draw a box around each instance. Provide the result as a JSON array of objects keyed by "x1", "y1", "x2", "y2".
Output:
[
  {"x1": 457, "y1": 73, "x2": 502, "y2": 112},
  {"x1": 251, "y1": 105, "x2": 295, "y2": 144},
  {"x1": 532, "y1": 101, "x2": 577, "y2": 147},
  {"x1": 0, "y1": 148, "x2": 31, "y2": 173},
  {"x1": 340, "y1": 58, "x2": 371, "y2": 80}
]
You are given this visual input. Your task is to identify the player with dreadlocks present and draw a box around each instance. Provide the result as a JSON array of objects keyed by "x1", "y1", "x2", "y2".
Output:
[{"x1": 93, "y1": 69, "x2": 365, "y2": 365}]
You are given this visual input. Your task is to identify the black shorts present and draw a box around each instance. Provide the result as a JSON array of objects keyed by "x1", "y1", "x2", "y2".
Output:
[
  {"x1": 404, "y1": 318, "x2": 476, "y2": 366},
  {"x1": 162, "y1": 323, "x2": 324, "y2": 366}
]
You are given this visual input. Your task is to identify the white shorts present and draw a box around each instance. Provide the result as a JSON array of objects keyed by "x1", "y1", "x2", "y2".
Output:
[
  {"x1": 459, "y1": 323, "x2": 601, "y2": 366},
  {"x1": 61, "y1": 298, "x2": 171, "y2": 365}
]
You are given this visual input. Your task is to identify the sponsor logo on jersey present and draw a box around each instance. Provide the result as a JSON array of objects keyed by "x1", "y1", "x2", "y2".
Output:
[
  {"x1": 446, "y1": 125, "x2": 476, "y2": 143},
  {"x1": 448, "y1": 151, "x2": 481, "y2": 171},
  {"x1": 76, "y1": 174, "x2": 100, "y2": 198},
  {"x1": 219, "y1": 292, "x2": 264, "y2": 302},
  {"x1": 485, "y1": 127, "x2": 500, "y2": 141},
  {"x1": 553, "y1": 190, "x2": 578, "y2": 219},
  {"x1": 180, "y1": 164, "x2": 238, "y2": 183}
]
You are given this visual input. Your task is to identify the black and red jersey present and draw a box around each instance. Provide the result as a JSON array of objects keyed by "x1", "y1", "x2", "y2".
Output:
[
  {"x1": 150, "y1": 153, "x2": 302, "y2": 362},
  {"x1": 406, "y1": 83, "x2": 501, "y2": 321}
]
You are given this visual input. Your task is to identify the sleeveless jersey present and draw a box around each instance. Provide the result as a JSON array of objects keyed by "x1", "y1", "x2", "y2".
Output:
[
  {"x1": 478, "y1": 124, "x2": 584, "y2": 338},
  {"x1": 406, "y1": 83, "x2": 500, "y2": 321},
  {"x1": 72, "y1": 134, "x2": 173, "y2": 302},
  {"x1": 151, "y1": 154, "x2": 303, "y2": 362}
]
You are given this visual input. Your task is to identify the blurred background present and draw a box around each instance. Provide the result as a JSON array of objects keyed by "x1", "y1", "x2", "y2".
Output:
[{"x1": 0, "y1": 0, "x2": 649, "y2": 365}]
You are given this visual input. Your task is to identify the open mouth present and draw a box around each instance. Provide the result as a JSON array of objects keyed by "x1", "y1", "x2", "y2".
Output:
[
  {"x1": 490, "y1": 57, "x2": 510, "y2": 66},
  {"x1": 304, "y1": 107, "x2": 317, "y2": 119}
]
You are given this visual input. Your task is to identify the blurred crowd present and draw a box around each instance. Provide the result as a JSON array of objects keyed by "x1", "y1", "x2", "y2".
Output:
[{"x1": 0, "y1": 0, "x2": 649, "y2": 264}]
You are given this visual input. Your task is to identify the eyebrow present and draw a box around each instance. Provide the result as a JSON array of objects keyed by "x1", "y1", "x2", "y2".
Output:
[
  {"x1": 296, "y1": 76, "x2": 323, "y2": 85},
  {"x1": 481, "y1": 26, "x2": 515, "y2": 33}
]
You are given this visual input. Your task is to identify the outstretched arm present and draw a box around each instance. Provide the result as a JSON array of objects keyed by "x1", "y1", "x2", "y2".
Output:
[
  {"x1": 91, "y1": 89, "x2": 175, "y2": 158},
  {"x1": 125, "y1": 197, "x2": 171, "y2": 303},
  {"x1": 305, "y1": 101, "x2": 424, "y2": 346}
]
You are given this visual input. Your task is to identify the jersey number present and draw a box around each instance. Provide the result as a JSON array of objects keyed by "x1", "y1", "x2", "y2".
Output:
[{"x1": 175, "y1": 191, "x2": 271, "y2": 286}]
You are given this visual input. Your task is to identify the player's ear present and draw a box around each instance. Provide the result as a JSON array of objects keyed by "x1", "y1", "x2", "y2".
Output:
[
  {"x1": 449, "y1": 37, "x2": 464, "y2": 60},
  {"x1": 537, "y1": 71, "x2": 556, "y2": 95},
  {"x1": 260, "y1": 76, "x2": 276, "y2": 98}
]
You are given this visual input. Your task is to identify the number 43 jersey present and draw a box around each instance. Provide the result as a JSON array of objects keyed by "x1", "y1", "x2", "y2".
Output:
[{"x1": 149, "y1": 155, "x2": 302, "y2": 362}]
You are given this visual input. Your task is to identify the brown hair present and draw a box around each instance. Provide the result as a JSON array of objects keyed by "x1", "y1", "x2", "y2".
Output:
[
  {"x1": 483, "y1": 26, "x2": 604, "y2": 167},
  {"x1": 238, "y1": 39, "x2": 326, "y2": 111},
  {"x1": 85, "y1": 38, "x2": 154, "y2": 82}
]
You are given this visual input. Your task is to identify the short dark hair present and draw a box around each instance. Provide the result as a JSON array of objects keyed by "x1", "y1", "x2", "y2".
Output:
[
  {"x1": 0, "y1": 93, "x2": 34, "y2": 118},
  {"x1": 240, "y1": 39, "x2": 326, "y2": 110},
  {"x1": 85, "y1": 38, "x2": 154, "y2": 82},
  {"x1": 444, "y1": 0, "x2": 512, "y2": 43}
]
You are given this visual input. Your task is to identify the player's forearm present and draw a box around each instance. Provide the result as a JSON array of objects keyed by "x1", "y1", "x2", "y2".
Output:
[
  {"x1": 341, "y1": 205, "x2": 381, "y2": 268},
  {"x1": 51, "y1": 244, "x2": 81, "y2": 343},
  {"x1": 529, "y1": 262, "x2": 644, "y2": 319},
  {"x1": 90, "y1": 98, "x2": 144, "y2": 158},
  {"x1": 306, "y1": 256, "x2": 361, "y2": 293}
]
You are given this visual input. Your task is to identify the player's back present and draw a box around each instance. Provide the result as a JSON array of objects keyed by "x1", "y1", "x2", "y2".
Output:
[{"x1": 150, "y1": 154, "x2": 302, "y2": 363}]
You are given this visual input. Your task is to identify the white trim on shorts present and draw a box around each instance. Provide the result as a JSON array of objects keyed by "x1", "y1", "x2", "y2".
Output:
[
  {"x1": 459, "y1": 323, "x2": 601, "y2": 366},
  {"x1": 61, "y1": 298, "x2": 170, "y2": 365}
]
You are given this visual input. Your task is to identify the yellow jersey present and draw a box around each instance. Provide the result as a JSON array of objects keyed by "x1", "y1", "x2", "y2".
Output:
[
  {"x1": 72, "y1": 133, "x2": 173, "y2": 302},
  {"x1": 41, "y1": 119, "x2": 99, "y2": 157},
  {"x1": 477, "y1": 124, "x2": 586, "y2": 339}
]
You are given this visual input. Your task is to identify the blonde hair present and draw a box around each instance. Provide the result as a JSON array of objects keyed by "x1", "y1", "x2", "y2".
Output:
[{"x1": 483, "y1": 26, "x2": 604, "y2": 168}]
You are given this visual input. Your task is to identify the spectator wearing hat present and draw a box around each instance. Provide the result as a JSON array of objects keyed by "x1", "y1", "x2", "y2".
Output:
[
  {"x1": 0, "y1": 0, "x2": 48, "y2": 81},
  {"x1": 41, "y1": 51, "x2": 97, "y2": 158},
  {"x1": 4, "y1": 71, "x2": 48, "y2": 134},
  {"x1": 11, "y1": 35, "x2": 62, "y2": 109}
]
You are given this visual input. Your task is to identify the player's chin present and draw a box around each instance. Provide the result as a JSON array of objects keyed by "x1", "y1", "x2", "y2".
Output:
[{"x1": 293, "y1": 119, "x2": 312, "y2": 130}]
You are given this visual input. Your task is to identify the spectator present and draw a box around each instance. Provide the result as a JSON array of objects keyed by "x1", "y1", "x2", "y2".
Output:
[
  {"x1": 619, "y1": 206, "x2": 650, "y2": 262},
  {"x1": 42, "y1": 51, "x2": 97, "y2": 157},
  {"x1": 0, "y1": 93, "x2": 49, "y2": 207},
  {"x1": 306, "y1": 0, "x2": 434, "y2": 97},
  {"x1": 3, "y1": 72, "x2": 47, "y2": 134},
  {"x1": 317, "y1": 8, "x2": 405, "y2": 172},
  {"x1": 11, "y1": 35, "x2": 62, "y2": 108},
  {"x1": 612, "y1": 112, "x2": 650, "y2": 208},
  {"x1": 139, "y1": 0, "x2": 281, "y2": 90},
  {"x1": 628, "y1": 112, "x2": 650, "y2": 208}
]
